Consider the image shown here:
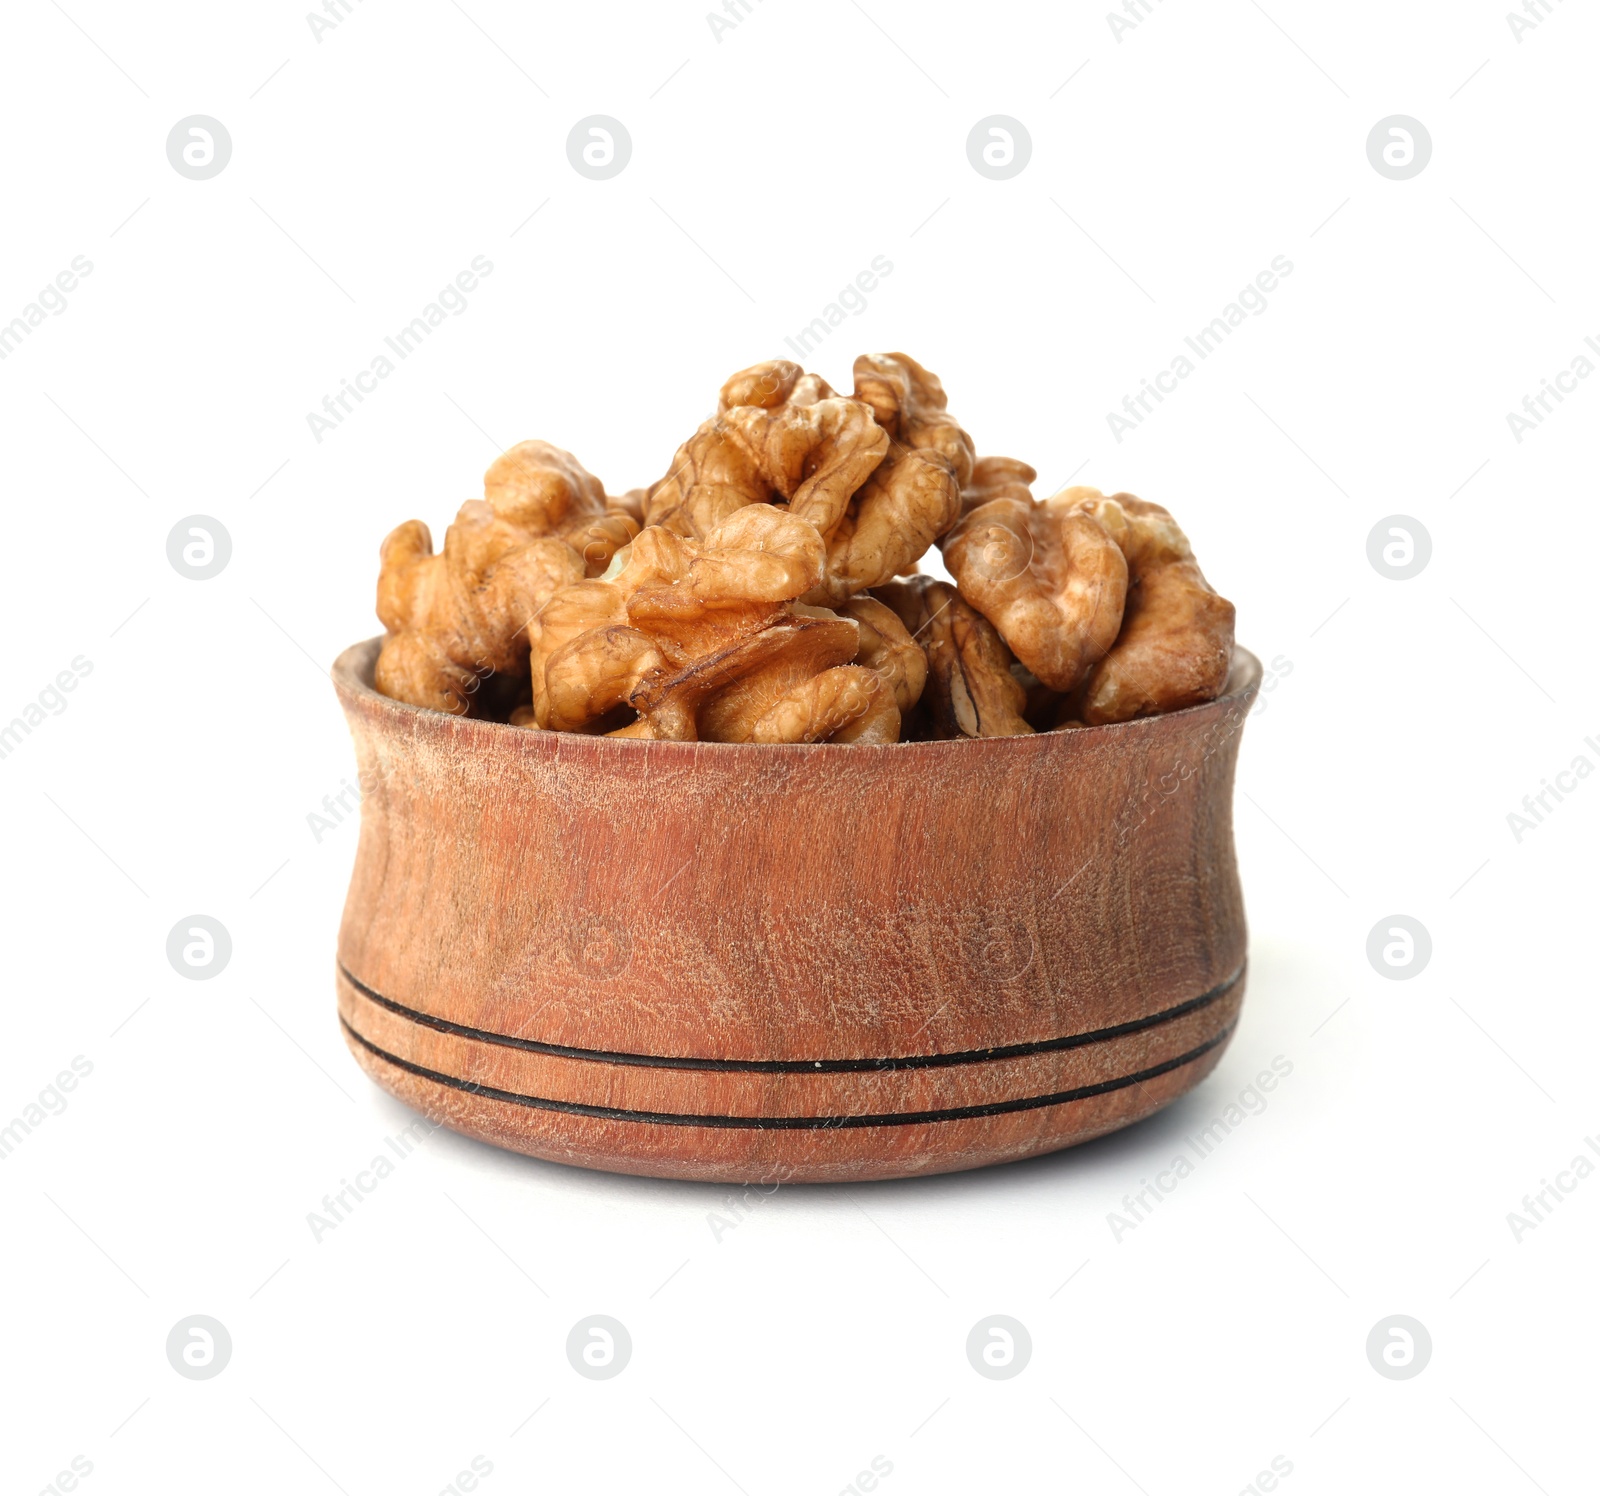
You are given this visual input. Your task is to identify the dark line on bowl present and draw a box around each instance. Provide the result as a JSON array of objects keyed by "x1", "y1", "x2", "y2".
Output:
[
  {"x1": 338, "y1": 962, "x2": 1244, "y2": 1073},
  {"x1": 339, "y1": 1017, "x2": 1236, "y2": 1130}
]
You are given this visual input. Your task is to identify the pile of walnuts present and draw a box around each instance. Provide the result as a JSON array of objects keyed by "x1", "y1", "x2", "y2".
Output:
[{"x1": 372, "y1": 353, "x2": 1236, "y2": 743}]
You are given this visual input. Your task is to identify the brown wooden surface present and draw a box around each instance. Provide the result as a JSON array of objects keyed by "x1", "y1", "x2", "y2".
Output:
[{"x1": 332, "y1": 637, "x2": 1261, "y2": 1183}]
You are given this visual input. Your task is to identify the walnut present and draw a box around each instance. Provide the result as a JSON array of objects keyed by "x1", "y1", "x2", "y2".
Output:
[
  {"x1": 646, "y1": 354, "x2": 973, "y2": 604},
  {"x1": 537, "y1": 502, "x2": 896, "y2": 736},
  {"x1": 810, "y1": 439, "x2": 959, "y2": 605},
  {"x1": 851, "y1": 353, "x2": 975, "y2": 488},
  {"x1": 543, "y1": 624, "x2": 673, "y2": 734},
  {"x1": 374, "y1": 443, "x2": 642, "y2": 715},
  {"x1": 805, "y1": 353, "x2": 975, "y2": 604},
  {"x1": 1067, "y1": 492, "x2": 1236, "y2": 724},
  {"x1": 750, "y1": 663, "x2": 898, "y2": 743},
  {"x1": 941, "y1": 483, "x2": 1128, "y2": 693},
  {"x1": 645, "y1": 381, "x2": 887, "y2": 546},
  {"x1": 836, "y1": 595, "x2": 927, "y2": 714},
  {"x1": 372, "y1": 361, "x2": 1240, "y2": 740},
  {"x1": 875, "y1": 576, "x2": 1031, "y2": 739},
  {"x1": 639, "y1": 607, "x2": 893, "y2": 744},
  {"x1": 716, "y1": 358, "x2": 836, "y2": 412},
  {"x1": 959, "y1": 456, "x2": 1037, "y2": 520},
  {"x1": 645, "y1": 418, "x2": 769, "y2": 539},
  {"x1": 607, "y1": 486, "x2": 650, "y2": 528},
  {"x1": 374, "y1": 501, "x2": 585, "y2": 715},
  {"x1": 484, "y1": 439, "x2": 639, "y2": 576}
]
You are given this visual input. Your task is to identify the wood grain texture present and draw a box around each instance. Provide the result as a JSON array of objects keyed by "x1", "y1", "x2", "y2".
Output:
[{"x1": 332, "y1": 637, "x2": 1261, "y2": 1183}]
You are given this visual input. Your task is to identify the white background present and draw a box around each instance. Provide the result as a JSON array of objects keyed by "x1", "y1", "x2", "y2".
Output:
[{"x1": 1, "y1": 0, "x2": 1596, "y2": 1492}]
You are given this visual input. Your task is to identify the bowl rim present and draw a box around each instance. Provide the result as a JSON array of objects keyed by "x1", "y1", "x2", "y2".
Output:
[{"x1": 332, "y1": 636, "x2": 1262, "y2": 757}]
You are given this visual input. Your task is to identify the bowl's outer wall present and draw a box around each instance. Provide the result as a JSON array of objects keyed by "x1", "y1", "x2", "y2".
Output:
[{"x1": 331, "y1": 640, "x2": 1261, "y2": 1181}]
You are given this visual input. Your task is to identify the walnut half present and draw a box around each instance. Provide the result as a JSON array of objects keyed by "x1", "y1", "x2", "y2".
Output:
[
  {"x1": 874, "y1": 575, "x2": 1031, "y2": 739},
  {"x1": 940, "y1": 484, "x2": 1128, "y2": 693},
  {"x1": 1066, "y1": 492, "x2": 1235, "y2": 724}
]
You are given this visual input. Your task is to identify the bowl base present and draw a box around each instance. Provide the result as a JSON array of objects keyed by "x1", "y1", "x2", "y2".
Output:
[{"x1": 337, "y1": 963, "x2": 1245, "y2": 1184}]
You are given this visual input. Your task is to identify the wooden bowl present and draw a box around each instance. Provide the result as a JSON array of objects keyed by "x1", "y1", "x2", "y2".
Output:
[{"x1": 332, "y1": 638, "x2": 1261, "y2": 1184}]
